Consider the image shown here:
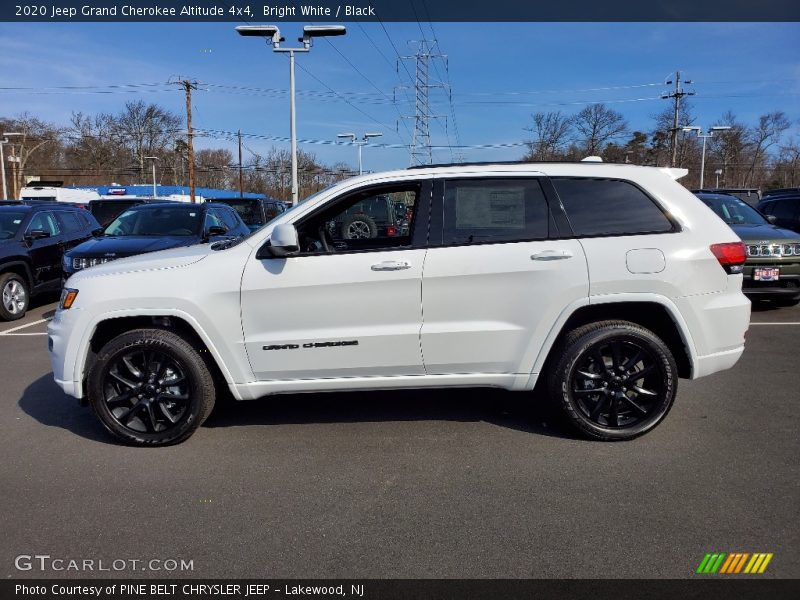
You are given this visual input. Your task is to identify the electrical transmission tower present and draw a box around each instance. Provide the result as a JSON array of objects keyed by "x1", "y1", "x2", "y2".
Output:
[
  {"x1": 661, "y1": 71, "x2": 695, "y2": 167},
  {"x1": 398, "y1": 41, "x2": 448, "y2": 166}
]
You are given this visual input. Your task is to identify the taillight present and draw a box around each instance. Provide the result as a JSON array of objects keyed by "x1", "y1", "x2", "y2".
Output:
[
  {"x1": 386, "y1": 226, "x2": 397, "y2": 237},
  {"x1": 710, "y1": 242, "x2": 746, "y2": 274}
]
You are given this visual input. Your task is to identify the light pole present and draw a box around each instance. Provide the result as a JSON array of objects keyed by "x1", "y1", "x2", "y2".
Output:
[
  {"x1": 144, "y1": 156, "x2": 158, "y2": 198},
  {"x1": 236, "y1": 24, "x2": 346, "y2": 206},
  {"x1": 1, "y1": 133, "x2": 22, "y2": 200},
  {"x1": 715, "y1": 169, "x2": 723, "y2": 188},
  {"x1": 682, "y1": 126, "x2": 731, "y2": 189},
  {"x1": 337, "y1": 132, "x2": 383, "y2": 175}
]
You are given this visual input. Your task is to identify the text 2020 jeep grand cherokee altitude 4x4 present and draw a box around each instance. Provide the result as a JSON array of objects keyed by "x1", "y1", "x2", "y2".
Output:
[{"x1": 48, "y1": 163, "x2": 751, "y2": 446}]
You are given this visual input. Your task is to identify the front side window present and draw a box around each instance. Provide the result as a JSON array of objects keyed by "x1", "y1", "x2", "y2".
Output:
[
  {"x1": 552, "y1": 178, "x2": 674, "y2": 237},
  {"x1": 442, "y1": 178, "x2": 549, "y2": 245},
  {"x1": 55, "y1": 211, "x2": 84, "y2": 233},
  {"x1": 770, "y1": 200, "x2": 798, "y2": 220},
  {"x1": 296, "y1": 185, "x2": 420, "y2": 254},
  {"x1": 26, "y1": 211, "x2": 60, "y2": 236}
]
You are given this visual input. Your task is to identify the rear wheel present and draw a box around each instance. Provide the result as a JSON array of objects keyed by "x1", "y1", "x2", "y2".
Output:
[
  {"x1": 0, "y1": 272, "x2": 29, "y2": 321},
  {"x1": 88, "y1": 328, "x2": 217, "y2": 446},
  {"x1": 548, "y1": 320, "x2": 677, "y2": 441}
]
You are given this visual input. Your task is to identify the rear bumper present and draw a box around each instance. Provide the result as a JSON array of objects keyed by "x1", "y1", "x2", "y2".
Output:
[{"x1": 692, "y1": 346, "x2": 745, "y2": 379}]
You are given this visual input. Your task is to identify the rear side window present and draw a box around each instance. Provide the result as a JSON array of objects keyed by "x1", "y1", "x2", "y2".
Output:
[
  {"x1": 55, "y1": 211, "x2": 84, "y2": 233},
  {"x1": 442, "y1": 178, "x2": 549, "y2": 245},
  {"x1": 552, "y1": 178, "x2": 674, "y2": 237},
  {"x1": 771, "y1": 200, "x2": 798, "y2": 220}
]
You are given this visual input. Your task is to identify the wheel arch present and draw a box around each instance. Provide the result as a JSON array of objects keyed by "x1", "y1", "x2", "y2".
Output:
[
  {"x1": 528, "y1": 297, "x2": 696, "y2": 390},
  {"x1": 0, "y1": 260, "x2": 34, "y2": 290},
  {"x1": 78, "y1": 312, "x2": 236, "y2": 403}
]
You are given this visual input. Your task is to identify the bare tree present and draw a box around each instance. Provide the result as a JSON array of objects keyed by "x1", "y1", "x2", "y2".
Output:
[
  {"x1": 114, "y1": 101, "x2": 182, "y2": 181},
  {"x1": 572, "y1": 103, "x2": 627, "y2": 156},
  {"x1": 744, "y1": 111, "x2": 791, "y2": 186},
  {"x1": 0, "y1": 113, "x2": 62, "y2": 197},
  {"x1": 523, "y1": 111, "x2": 572, "y2": 161},
  {"x1": 708, "y1": 111, "x2": 748, "y2": 187},
  {"x1": 195, "y1": 148, "x2": 233, "y2": 189}
]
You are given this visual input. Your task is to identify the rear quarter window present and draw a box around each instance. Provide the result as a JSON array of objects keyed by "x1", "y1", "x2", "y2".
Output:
[{"x1": 552, "y1": 178, "x2": 675, "y2": 237}]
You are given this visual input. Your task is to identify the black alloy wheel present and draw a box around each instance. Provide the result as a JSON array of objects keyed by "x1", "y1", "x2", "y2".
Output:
[
  {"x1": 549, "y1": 321, "x2": 677, "y2": 441},
  {"x1": 88, "y1": 329, "x2": 217, "y2": 446}
]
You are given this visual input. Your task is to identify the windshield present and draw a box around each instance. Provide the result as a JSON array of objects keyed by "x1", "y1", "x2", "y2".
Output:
[
  {"x1": 0, "y1": 211, "x2": 27, "y2": 239},
  {"x1": 699, "y1": 195, "x2": 767, "y2": 226},
  {"x1": 105, "y1": 206, "x2": 202, "y2": 236},
  {"x1": 91, "y1": 201, "x2": 142, "y2": 227}
]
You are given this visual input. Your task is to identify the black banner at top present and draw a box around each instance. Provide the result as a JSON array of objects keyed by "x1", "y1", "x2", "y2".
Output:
[{"x1": 2, "y1": 0, "x2": 799, "y2": 22}]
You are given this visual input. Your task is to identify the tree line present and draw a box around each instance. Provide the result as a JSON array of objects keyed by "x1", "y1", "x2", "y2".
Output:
[
  {"x1": 522, "y1": 103, "x2": 798, "y2": 190},
  {"x1": 0, "y1": 101, "x2": 355, "y2": 201},
  {"x1": 2, "y1": 99, "x2": 798, "y2": 199}
]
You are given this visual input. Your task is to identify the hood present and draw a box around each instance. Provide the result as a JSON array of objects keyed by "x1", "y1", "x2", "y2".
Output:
[
  {"x1": 67, "y1": 235, "x2": 195, "y2": 258},
  {"x1": 729, "y1": 223, "x2": 800, "y2": 242},
  {"x1": 68, "y1": 243, "x2": 211, "y2": 281}
]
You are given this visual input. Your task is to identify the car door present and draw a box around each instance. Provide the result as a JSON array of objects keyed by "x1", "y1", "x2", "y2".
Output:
[
  {"x1": 240, "y1": 180, "x2": 430, "y2": 381},
  {"x1": 24, "y1": 210, "x2": 63, "y2": 291},
  {"x1": 420, "y1": 176, "x2": 589, "y2": 375},
  {"x1": 55, "y1": 210, "x2": 93, "y2": 251}
]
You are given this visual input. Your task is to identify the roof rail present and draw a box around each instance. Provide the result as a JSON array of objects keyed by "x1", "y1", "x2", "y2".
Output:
[{"x1": 406, "y1": 159, "x2": 626, "y2": 170}]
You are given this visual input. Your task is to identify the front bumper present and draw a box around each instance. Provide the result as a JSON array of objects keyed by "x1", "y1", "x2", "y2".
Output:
[
  {"x1": 742, "y1": 260, "x2": 800, "y2": 299},
  {"x1": 48, "y1": 307, "x2": 86, "y2": 399}
]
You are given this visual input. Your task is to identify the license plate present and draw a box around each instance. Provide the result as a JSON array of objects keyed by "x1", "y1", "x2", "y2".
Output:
[{"x1": 754, "y1": 267, "x2": 780, "y2": 281}]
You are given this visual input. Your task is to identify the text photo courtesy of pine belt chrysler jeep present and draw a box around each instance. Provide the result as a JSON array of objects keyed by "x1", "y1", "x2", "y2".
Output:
[{"x1": 48, "y1": 163, "x2": 750, "y2": 446}]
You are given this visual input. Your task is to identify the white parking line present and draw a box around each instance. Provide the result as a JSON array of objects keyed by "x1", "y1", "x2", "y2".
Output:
[
  {"x1": 0, "y1": 318, "x2": 50, "y2": 335},
  {"x1": 750, "y1": 322, "x2": 800, "y2": 325},
  {"x1": 0, "y1": 332, "x2": 48, "y2": 336}
]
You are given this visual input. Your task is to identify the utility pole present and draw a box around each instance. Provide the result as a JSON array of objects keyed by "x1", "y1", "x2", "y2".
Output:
[
  {"x1": 171, "y1": 77, "x2": 199, "y2": 202},
  {"x1": 661, "y1": 71, "x2": 695, "y2": 167},
  {"x1": 10, "y1": 145, "x2": 18, "y2": 200},
  {"x1": 0, "y1": 138, "x2": 7, "y2": 199},
  {"x1": 237, "y1": 129, "x2": 244, "y2": 198},
  {"x1": 399, "y1": 40, "x2": 447, "y2": 166}
]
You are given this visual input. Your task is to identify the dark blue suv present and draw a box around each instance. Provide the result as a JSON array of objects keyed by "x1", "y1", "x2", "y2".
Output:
[{"x1": 63, "y1": 202, "x2": 250, "y2": 280}]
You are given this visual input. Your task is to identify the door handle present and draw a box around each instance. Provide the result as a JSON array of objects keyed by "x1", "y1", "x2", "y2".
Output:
[
  {"x1": 531, "y1": 250, "x2": 573, "y2": 261},
  {"x1": 371, "y1": 260, "x2": 412, "y2": 271}
]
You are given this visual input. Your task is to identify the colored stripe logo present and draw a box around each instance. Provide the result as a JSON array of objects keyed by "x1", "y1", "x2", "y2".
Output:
[{"x1": 696, "y1": 552, "x2": 773, "y2": 574}]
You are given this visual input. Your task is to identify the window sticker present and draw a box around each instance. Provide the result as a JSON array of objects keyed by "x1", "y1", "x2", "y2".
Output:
[{"x1": 455, "y1": 187, "x2": 526, "y2": 229}]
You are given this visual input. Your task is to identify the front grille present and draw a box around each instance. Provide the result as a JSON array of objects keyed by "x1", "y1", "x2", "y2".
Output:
[
  {"x1": 746, "y1": 243, "x2": 800, "y2": 257},
  {"x1": 72, "y1": 257, "x2": 115, "y2": 270}
]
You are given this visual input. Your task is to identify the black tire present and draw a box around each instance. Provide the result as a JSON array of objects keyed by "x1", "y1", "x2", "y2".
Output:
[
  {"x1": 548, "y1": 320, "x2": 678, "y2": 441},
  {"x1": 87, "y1": 328, "x2": 217, "y2": 446},
  {"x1": 0, "y1": 272, "x2": 29, "y2": 321},
  {"x1": 341, "y1": 213, "x2": 378, "y2": 239}
]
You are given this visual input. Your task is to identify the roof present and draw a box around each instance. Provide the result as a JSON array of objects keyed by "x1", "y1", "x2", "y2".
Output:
[{"x1": 68, "y1": 184, "x2": 269, "y2": 200}]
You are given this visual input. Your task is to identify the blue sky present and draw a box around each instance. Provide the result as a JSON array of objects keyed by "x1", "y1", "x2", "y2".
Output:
[{"x1": 1, "y1": 21, "x2": 798, "y2": 173}]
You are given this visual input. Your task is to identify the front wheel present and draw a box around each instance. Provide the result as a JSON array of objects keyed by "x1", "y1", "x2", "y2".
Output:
[
  {"x1": 88, "y1": 328, "x2": 217, "y2": 446},
  {"x1": 548, "y1": 320, "x2": 678, "y2": 441},
  {"x1": 0, "y1": 272, "x2": 29, "y2": 321}
]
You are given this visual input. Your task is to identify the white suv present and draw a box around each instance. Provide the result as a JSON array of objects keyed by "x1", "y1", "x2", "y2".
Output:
[{"x1": 48, "y1": 163, "x2": 750, "y2": 446}]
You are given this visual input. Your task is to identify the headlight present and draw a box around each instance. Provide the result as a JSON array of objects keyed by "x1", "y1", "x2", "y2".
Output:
[
  {"x1": 59, "y1": 288, "x2": 78, "y2": 310},
  {"x1": 72, "y1": 257, "x2": 114, "y2": 270},
  {"x1": 72, "y1": 257, "x2": 88, "y2": 270}
]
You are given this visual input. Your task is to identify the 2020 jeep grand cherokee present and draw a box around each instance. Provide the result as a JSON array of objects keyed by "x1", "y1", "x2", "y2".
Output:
[{"x1": 48, "y1": 163, "x2": 750, "y2": 446}]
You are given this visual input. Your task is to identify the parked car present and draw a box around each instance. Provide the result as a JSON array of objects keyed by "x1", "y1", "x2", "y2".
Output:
[
  {"x1": 62, "y1": 202, "x2": 250, "y2": 280},
  {"x1": 50, "y1": 162, "x2": 751, "y2": 446},
  {"x1": 761, "y1": 187, "x2": 800, "y2": 199},
  {"x1": 206, "y1": 197, "x2": 289, "y2": 232},
  {"x1": 0, "y1": 203, "x2": 100, "y2": 320},
  {"x1": 757, "y1": 195, "x2": 800, "y2": 234},
  {"x1": 88, "y1": 198, "x2": 162, "y2": 228},
  {"x1": 328, "y1": 193, "x2": 410, "y2": 240},
  {"x1": 692, "y1": 188, "x2": 761, "y2": 206},
  {"x1": 696, "y1": 192, "x2": 800, "y2": 306}
]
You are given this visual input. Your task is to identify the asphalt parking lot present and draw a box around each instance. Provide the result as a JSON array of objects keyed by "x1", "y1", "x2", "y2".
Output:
[{"x1": 1, "y1": 297, "x2": 798, "y2": 580}]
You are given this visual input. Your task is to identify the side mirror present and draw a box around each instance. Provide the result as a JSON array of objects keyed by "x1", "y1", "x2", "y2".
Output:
[
  {"x1": 766, "y1": 215, "x2": 778, "y2": 224},
  {"x1": 257, "y1": 223, "x2": 299, "y2": 259},
  {"x1": 203, "y1": 225, "x2": 227, "y2": 241},
  {"x1": 25, "y1": 229, "x2": 50, "y2": 242}
]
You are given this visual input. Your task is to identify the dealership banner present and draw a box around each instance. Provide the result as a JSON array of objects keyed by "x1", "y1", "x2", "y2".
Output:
[
  {"x1": 2, "y1": 0, "x2": 799, "y2": 22},
  {"x1": 5, "y1": 579, "x2": 800, "y2": 599}
]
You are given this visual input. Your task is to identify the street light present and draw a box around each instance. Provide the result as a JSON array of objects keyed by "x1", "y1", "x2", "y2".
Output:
[
  {"x1": 144, "y1": 156, "x2": 159, "y2": 198},
  {"x1": 337, "y1": 132, "x2": 383, "y2": 175},
  {"x1": 236, "y1": 24, "x2": 346, "y2": 205},
  {"x1": 682, "y1": 125, "x2": 731, "y2": 189},
  {"x1": 1, "y1": 132, "x2": 22, "y2": 199},
  {"x1": 715, "y1": 168, "x2": 723, "y2": 188}
]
